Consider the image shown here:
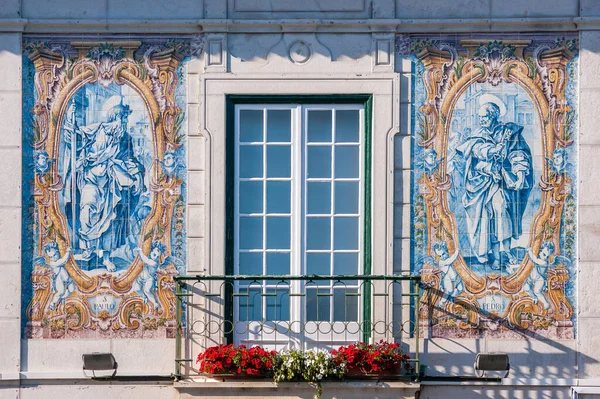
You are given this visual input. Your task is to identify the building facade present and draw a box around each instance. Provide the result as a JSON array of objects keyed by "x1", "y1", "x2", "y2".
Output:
[{"x1": 1, "y1": 0, "x2": 599, "y2": 398}]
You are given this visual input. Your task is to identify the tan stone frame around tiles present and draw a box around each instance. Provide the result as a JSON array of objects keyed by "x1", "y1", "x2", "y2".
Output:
[
  {"x1": 417, "y1": 40, "x2": 575, "y2": 335},
  {"x1": 25, "y1": 41, "x2": 185, "y2": 335}
]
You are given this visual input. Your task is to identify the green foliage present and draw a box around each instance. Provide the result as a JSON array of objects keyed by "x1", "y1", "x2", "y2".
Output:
[
  {"x1": 410, "y1": 39, "x2": 439, "y2": 54},
  {"x1": 554, "y1": 37, "x2": 578, "y2": 53},
  {"x1": 274, "y1": 348, "x2": 344, "y2": 398},
  {"x1": 416, "y1": 113, "x2": 428, "y2": 142},
  {"x1": 173, "y1": 112, "x2": 186, "y2": 144},
  {"x1": 525, "y1": 56, "x2": 537, "y2": 80},
  {"x1": 86, "y1": 43, "x2": 125, "y2": 60},
  {"x1": 473, "y1": 40, "x2": 516, "y2": 61},
  {"x1": 413, "y1": 195, "x2": 427, "y2": 254},
  {"x1": 563, "y1": 111, "x2": 575, "y2": 142},
  {"x1": 453, "y1": 56, "x2": 466, "y2": 79}
]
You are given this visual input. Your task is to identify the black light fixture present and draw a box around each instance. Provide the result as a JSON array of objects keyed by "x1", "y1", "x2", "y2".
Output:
[
  {"x1": 474, "y1": 353, "x2": 510, "y2": 378},
  {"x1": 82, "y1": 353, "x2": 118, "y2": 378}
]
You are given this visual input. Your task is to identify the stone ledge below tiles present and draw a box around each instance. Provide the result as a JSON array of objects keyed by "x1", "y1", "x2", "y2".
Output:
[{"x1": 175, "y1": 380, "x2": 420, "y2": 399}]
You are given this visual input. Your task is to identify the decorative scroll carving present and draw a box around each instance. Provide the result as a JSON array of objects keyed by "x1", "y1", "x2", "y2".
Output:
[
  {"x1": 24, "y1": 38, "x2": 196, "y2": 339},
  {"x1": 411, "y1": 36, "x2": 577, "y2": 338}
]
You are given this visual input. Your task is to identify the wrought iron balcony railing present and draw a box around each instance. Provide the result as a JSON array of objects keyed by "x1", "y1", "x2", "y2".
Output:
[{"x1": 174, "y1": 274, "x2": 421, "y2": 380}]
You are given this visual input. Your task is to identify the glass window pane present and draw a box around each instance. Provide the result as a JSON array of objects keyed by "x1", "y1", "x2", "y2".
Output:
[
  {"x1": 307, "y1": 110, "x2": 332, "y2": 143},
  {"x1": 239, "y1": 181, "x2": 263, "y2": 214},
  {"x1": 267, "y1": 110, "x2": 291, "y2": 142},
  {"x1": 239, "y1": 216, "x2": 263, "y2": 250},
  {"x1": 307, "y1": 182, "x2": 331, "y2": 215},
  {"x1": 307, "y1": 253, "x2": 331, "y2": 277},
  {"x1": 307, "y1": 146, "x2": 331, "y2": 179},
  {"x1": 334, "y1": 146, "x2": 359, "y2": 178},
  {"x1": 238, "y1": 286, "x2": 262, "y2": 321},
  {"x1": 334, "y1": 217, "x2": 358, "y2": 250},
  {"x1": 267, "y1": 252, "x2": 290, "y2": 275},
  {"x1": 334, "y1": 181, "x2": 359, "y2": 214},
  {"x1": 307, "y1": 288, "x2": 330, "y2": 322},
  {"x1": 240, "y1": 110, "x2": 263, "y2": 142},
  {"x1": 333, "y1": 288, "x2": 358, "y2": 322},
  {"x1": 266, "y1": 288, "x2": 290, "y2": 321},
  {"x1": 266, "y1": 145, "x2": 291, "y2": 178},
  {"x1": 239, "y1": 287, "x2": 262, "y2": 321},
  {"x1": 239, "y1": 146, "x2": 263, "y2": 178},
  {"x1": 267, "y1": 181, "x2": 291, "y2": 214},
  {"x1": 335, "y1": 110, "x2": 360, "y2": 143},
  {"x1": 239, "y1": 252, "x2": 263, "y2": 275},
  {"x1": 333, "y1": 252, "x2": 358, "y2": 275},
  {"x1": 307, "y1": 217, "x2": 331, "y2": 250},
  {"x1": 266, "y1": 217, "x2": 290, "y2": 249}
]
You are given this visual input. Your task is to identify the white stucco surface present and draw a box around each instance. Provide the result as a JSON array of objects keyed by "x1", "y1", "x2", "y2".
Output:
[{"x1": 0, "y1": 1, "x2": 599, "y2": 398}]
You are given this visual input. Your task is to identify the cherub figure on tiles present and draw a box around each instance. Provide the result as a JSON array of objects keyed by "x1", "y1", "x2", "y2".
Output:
[
  {"x1": 546, "y1": 147, "x2": 574, "y2": 177},
  {"x1": 157, "y1": 148, "x2": 184, "y2": 180},
  {"x1": 423, "y1": 148, "x2": 444, "y2": 177},
  {"x1": 33, "y1": 150, "x2": 54, "y2": 175},
  {"x1": 133, "y1": 241, "x2": 181, "y2": 312},
  {"x1": 421, "y1": 241, "x2": 463, "y2": 305},
  {"x1": 34, "y1": 242, "x2": 74, "y2": 311},
  {"x1": 520, "y1": 240, "x2": 571, "y2": 311},
  {"x1": 32, "y1": 150, "x2": 62, "y2": 189}
]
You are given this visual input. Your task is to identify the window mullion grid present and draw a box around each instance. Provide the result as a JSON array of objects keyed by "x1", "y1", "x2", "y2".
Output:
[
  {"x1": 329, "y1": 108, "x2": 335, "y2": 322},
  {"x1": 358, "y1": 108, "x2": 364, "y2": 323},
  {"x1": 234, "y1": 106, "x2": 240, "y2": 325},
  {"x1": 235, "y1": 103, "x2": 365, "y2": 340},
  {"x1": 287, "y1": 106, "x2": 300, "y2": 342},
  {"x1": 262, "y1": 108, "x2": 267, "y2": 321},
  {"x1": 302, "y1": 105, "x2": 309, "y2": 332},
  {"x1": 295, "y1": 105, "x2": 304, "y2": 348}
]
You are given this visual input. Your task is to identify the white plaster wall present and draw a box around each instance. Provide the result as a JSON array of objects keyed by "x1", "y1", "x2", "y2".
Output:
[
  {"x1": 19, "y1": 384, "x2": 175, "y2": 399},
  {"x1": 12, "y1": 50, "x2": 203, "y2": 385},
  {"x1": 419, "y1": 385, "x2": 571, "y2": 399},
  {"x1": 0, "y1": 1, "x2": 599, "y2": 397},
  {"x1": 396, "y1": 0, "x2": 579, "y2": 19},
  {"x1": 9, "y1": 0, "x2": 600, "y2": 22},
  {"x1": 0, "y1": 32, "x2": 22, "y2": 386},
  {"x1": 577, "y1": 30, "x2": 600, "y2": 382},
  {"x1": 392, "y1": 35, "x2": 590, "y2": 393},
  {"x1": 177, "y1": 381, "x2": 419, "y2": 399},
  {"x1": 20, "y1": 0, "x2": 204, "y2": 19}
]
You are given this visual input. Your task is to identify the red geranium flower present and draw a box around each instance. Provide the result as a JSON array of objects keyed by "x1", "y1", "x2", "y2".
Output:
[
  {"x1": 197, "y1": 344, "x2": 277, "y2": 377},
  {"x1": 332, "y1": 340, "x2": 414, "y2": 375}
]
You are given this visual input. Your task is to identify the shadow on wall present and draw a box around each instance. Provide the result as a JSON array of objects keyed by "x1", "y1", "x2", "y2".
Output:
[
  {"x1": 418, "y1": 386, "x2": 572, "y2": 399},
  {"x1": 416, "y1": 285, "x2": 588, "y2": 381},
  {"x1": 228, "y1": 33, "x2": 378, "y2": 63}
]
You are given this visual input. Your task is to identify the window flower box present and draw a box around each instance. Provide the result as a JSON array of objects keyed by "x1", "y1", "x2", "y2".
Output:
[
  {"x1": 197, "y1": 344, "x2": 276, "y2": 378},
  {"x1": 332, "y1": 341, "x2": 414, "y2": 379}
]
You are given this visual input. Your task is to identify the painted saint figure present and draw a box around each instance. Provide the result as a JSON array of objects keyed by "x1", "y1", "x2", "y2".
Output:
[
  {"x1": 456, "y1": 102, "x2": 533, "y2": 268},
  {"x1": 62, "y1": 100, "x2": 145, "y2": 271}
]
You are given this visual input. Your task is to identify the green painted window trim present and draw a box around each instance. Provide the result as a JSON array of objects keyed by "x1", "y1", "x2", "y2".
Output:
[{"x1": 225, "y1": 94, "x2": 373, "y2": 344}]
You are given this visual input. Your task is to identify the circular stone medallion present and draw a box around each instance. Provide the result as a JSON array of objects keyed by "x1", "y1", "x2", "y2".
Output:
[{"x1": 289, "y1": 41, "x2": 312, "y2": 64}]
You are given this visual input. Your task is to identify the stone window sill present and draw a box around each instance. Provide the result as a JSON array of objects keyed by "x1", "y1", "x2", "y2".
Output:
[{"x1": 175, "y1": 380, "x2": 420, "y2": 398}]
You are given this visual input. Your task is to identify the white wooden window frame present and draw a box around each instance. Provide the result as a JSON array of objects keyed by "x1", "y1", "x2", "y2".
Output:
[{"x1": 233, "y1": 103, "x2": 365, "y2": 348}]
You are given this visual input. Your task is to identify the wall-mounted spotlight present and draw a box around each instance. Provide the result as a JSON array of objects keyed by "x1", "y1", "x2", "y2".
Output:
[
  {"x1": 474, "y1": 353, "x2": 510, "y2": 378},
  {"x1": 82, "y1": 353, "x2": 118, "y2": 378}
]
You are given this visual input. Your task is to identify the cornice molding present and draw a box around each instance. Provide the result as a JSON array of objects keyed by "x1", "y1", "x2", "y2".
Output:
[{"x1": 1, "y1": 17, "x2": 599, "y2": 34}]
